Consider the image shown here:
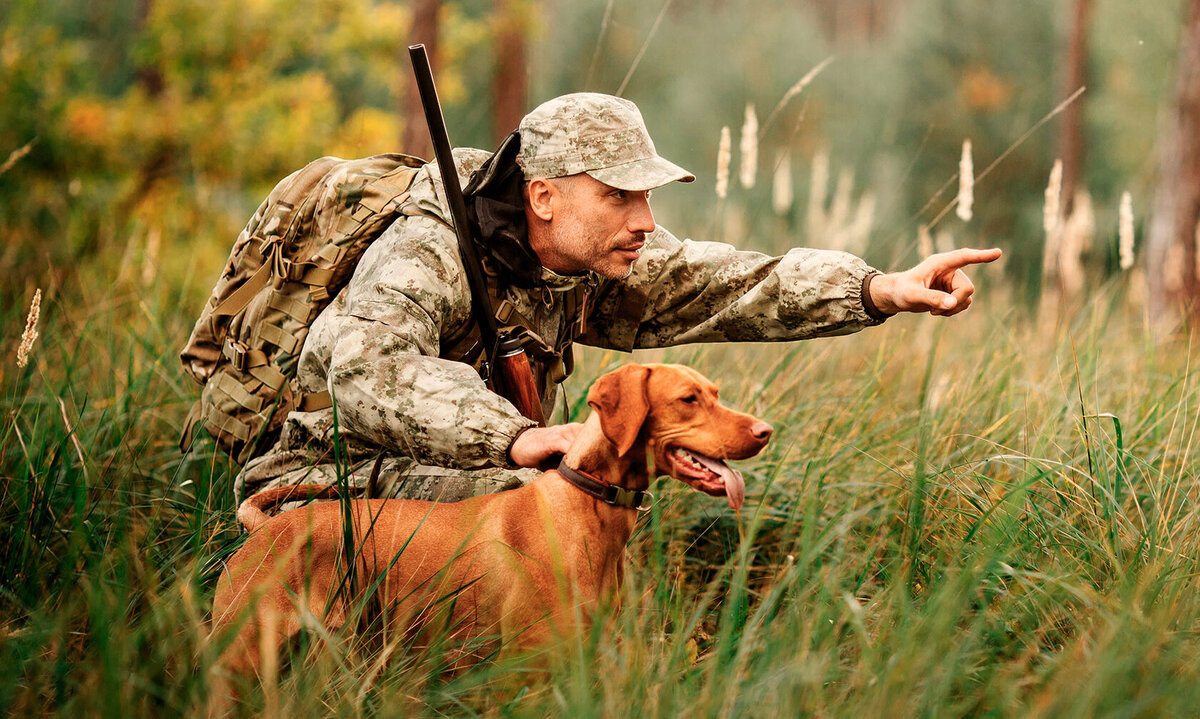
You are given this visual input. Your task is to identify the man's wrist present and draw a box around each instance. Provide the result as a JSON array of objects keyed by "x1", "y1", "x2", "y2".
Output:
[
  {"x1": 505, "y1": 425, "x2": 536, "y2": 469},
  {"x1": 862, "y1": 272, "x2": 897, "y2": 321}
]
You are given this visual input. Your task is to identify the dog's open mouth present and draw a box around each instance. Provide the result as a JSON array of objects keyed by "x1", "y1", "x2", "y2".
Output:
[{"x1": 667, "y1": 447, "x2": 746, "y2": 510}]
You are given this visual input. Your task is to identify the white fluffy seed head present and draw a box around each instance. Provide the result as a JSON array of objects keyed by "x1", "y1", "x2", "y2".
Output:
[
  {"x1": 1118, "y1": 191, "x2": 1135, "y2": 270},
  {"x1": 739, "y1": 104, "x2": 758, "y2": 189},
  {"x1": 715, "y1": 126, "x2": 731, "y2": 200},
  {"x1": 956, "y1": 139, "x2": 974, "y2": 222},
  {"x1": 16, "y1": 288, "x2": 42, "y2": 369}
]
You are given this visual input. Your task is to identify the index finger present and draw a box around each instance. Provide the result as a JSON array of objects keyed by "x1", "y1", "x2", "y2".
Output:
[{"x1": 927, "y1": 247, "x2": 1002, "y2": 272}]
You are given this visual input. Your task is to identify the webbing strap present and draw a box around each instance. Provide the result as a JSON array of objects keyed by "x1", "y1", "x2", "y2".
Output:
[
  {"x1": 248, "y1": 363, "x2": 287, "y2": 393},
  {"x1": 207, "y1": 413, "x2": 251, "y2": 443},
  {"x1": 223, "y1": 339, "x2": 268, "y2": 371},
  {"x1": 316, "y1": 244, "x2": 343, "y2": 264},
  {"x1": 213, "y1": 261, "x2": 272, "y2": 318},
  {"x1": 257, "y1": 323, "x2": 300, "y2": 354},
  {"x1": 301, "y1": 391, "x2": 332, "y2": 411},
  {"x1": 212, "y1": 372, "x2": 265, "y2": 413},
  {"x1": 267, "y1": 291, "x2": 314, "y2": 323}
]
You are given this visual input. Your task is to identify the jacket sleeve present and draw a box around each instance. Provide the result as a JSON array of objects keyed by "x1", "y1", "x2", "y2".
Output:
[
  {"x1": 316, "y1": 216, "x2": 535, "y2": 469},
  {"x1": 579, "y1": 227, "x2": 887, "y2": 351}
]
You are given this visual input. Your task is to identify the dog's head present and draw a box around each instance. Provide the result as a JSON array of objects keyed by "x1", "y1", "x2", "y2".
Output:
[{"x1": 586, "y1": 364, "x2": 772, "y2": 509}]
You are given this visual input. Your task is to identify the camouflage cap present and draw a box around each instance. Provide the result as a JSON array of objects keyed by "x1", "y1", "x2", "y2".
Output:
[{"x1": 516, "y1": 93, "x2": 695, "y2": 191}]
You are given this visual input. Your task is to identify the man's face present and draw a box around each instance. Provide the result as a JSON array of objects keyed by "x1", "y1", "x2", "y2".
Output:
[{"x1": 538, "y1": 174, "x2": 657, "y2": 280}]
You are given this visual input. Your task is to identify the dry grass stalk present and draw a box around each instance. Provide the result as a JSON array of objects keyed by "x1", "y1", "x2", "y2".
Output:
[
  {"x1": 1044, "y1": 159, "x2": 1063, "y2": 235},
  {"x1": 918, "y1": 224, "x2": 934, "y2": 258},
  {"x1": 1059, "y1": 191, "x2": 1093, "y2": 300},
  {"x1": 142, "y1": 225, "x2": 162, "y2": 286},
  {"x1": 16, "y1": 289, "x2": 42, "y2": 369},
  {"x1": 935, "y1": 229, "x2": 956, "y2": 254},
  {"x1": 1118, "y1": 191, "x2": 1135, "y2": 270},
  {"x1": 847, "y1": 192, "x2": 876, "y2": 253},
  {"x1": 0, "y1": 139, "x2": 35, "y2": 177},
  {"x1": 760, "y1": 56, "x2": 834, "y2": 136},
  {"x1": 956, "y1": 139, "x2": 974, "y2": 222},
  {"x1": 772, "y1": 151, "x2": 792, "y2": 215},
  {"x1": 828, "y1": 168, "x2": 855, "y2": 240},
  {"x1": 715, "y1": 126, "x2": 731, "y2": 200},
  {"x1": 739, "y1": 104, "x2": 758, "y2": 189}
]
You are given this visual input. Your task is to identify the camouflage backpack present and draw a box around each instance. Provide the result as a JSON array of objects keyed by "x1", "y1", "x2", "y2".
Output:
[{"x1": 179, "y1": 153, "x2": 429, "y2": 463}]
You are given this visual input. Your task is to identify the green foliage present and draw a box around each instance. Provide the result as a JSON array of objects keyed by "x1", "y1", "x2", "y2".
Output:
[{"x1": 4, "y1": 259, "x2": 1200, "y2": 714}]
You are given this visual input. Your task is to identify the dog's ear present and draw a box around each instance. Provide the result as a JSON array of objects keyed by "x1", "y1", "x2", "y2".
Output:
[{"x1": 587, "y1": 365, "x2": 652, "y2": 457}]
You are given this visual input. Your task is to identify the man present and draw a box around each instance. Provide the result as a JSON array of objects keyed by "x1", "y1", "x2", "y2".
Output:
[{"x1": 234, "y1": 93, "x2": 1000, "y2": 503}]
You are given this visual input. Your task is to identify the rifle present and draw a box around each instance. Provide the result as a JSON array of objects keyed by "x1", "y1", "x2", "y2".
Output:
[{"x1": 408, "y1": 43, "x2": 545, "y2": 426}]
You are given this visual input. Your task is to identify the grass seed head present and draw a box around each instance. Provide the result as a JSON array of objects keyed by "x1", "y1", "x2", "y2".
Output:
[
  {"x1": 16, "y1": 288, "x2": 42, "y2": 369},
  {"x1": 1044, "y1": 159, "x2": 1063, "y2": 235},
  {"x1": 772, "y1": 151, "x2": 792, "y2": 215},
  {"x1": 739, "y1": 103, "x2": 758, "y2": 189},
  {"x1": 956, "y1": 139, "x2": 974, "y2": 222},
  {"x1": 715, "y1": 126, "x2": 731, "y2": 199},
  {"x1": 1118, "y1": 191, "x2": 1135, "y2": 270}
]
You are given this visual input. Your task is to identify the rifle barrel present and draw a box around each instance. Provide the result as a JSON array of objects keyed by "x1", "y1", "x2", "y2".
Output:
[{"x1": 407, "y1": 44, "x2": 500, "y2": 351}]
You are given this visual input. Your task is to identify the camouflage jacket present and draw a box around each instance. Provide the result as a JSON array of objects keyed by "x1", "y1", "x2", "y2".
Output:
[{"x1": 252, "y1": 148, "x2": 886, "y2": 478}]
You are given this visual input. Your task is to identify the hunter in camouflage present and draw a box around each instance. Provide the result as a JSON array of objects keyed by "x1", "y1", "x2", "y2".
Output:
[{"x1": 236, "y1": 93, "x2": 1000, "y2": 502}]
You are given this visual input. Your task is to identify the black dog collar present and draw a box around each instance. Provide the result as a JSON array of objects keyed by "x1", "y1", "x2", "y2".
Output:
[{"x1": 555, "y1": 460, "x2": 652, "y2": 511}]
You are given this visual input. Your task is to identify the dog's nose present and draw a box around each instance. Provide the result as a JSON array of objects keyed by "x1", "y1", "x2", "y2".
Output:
[{"x1": 750, "y1": 421, "x2": 773, "y2": 442}]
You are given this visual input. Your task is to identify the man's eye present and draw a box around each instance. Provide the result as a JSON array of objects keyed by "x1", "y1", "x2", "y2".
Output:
[{"x1": 611, "y1": 190, "x2": 627, "y2": 200}]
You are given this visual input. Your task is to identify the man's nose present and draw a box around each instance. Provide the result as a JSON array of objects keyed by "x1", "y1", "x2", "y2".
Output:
[{"x1": 628, "y1": 195, "x2": 656, "y2": 234}]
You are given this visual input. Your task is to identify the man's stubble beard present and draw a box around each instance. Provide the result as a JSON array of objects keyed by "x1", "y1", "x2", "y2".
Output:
[{"x1": 549, "y1": 212, "x2": 643, "y2": 280}]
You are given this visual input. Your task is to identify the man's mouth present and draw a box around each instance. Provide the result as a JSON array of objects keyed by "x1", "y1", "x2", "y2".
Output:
[{"x1": 667, "y1": 447, "x2": 746, "y2": 510}]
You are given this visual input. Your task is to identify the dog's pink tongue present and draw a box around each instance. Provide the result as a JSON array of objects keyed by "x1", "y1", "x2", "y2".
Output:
[{"x1": 694, "y1": 454, "x2": 746, "y2": 510}]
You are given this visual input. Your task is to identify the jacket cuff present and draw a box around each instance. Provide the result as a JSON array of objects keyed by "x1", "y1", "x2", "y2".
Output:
[
  {"x1": 861, "y1": 272, "x2": 895, "y2": 322},
  {"x1": 502, "y1": 423, "x2": 538, "y2": 469}
]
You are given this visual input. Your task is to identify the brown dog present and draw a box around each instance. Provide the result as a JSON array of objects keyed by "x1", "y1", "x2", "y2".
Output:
[{"x1": 211, "y1": 363, "x2": 772, "y2": 675}]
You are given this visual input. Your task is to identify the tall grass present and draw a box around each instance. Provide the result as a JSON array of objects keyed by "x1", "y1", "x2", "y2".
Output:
[{"x1": 3, "y1": 260, "x2": 1199, "y2": 716}]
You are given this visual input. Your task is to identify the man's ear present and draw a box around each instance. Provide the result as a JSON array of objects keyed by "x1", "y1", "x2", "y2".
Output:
[
  {"x1": 525, "y1": 178, "x2": 555, "y2": 221},
  {"x1": 586, "y1": 365, "x2": 652, "y2": 457}
]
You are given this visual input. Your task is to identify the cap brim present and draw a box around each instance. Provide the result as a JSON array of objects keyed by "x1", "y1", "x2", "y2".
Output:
[{"x1": 586, "y1": 155, "x2": 695, "y2": 191}]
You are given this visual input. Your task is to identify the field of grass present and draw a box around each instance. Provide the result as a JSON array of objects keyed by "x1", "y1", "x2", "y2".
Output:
[{"x1": 3, "y1": 257, "x2": 1198, "y2": 717}]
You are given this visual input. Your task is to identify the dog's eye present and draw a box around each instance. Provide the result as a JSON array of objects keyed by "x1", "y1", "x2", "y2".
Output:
[{"x1": 680, "y1": 394, "x2": 698, "y2": 404}]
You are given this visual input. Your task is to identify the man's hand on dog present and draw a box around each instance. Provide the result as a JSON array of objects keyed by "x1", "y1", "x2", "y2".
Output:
[
  {"x1": 509, "y1": 423, "x2": 585, "y2": 469},
  {"x1": 869, "y1": 247, "x2": 1003, "y2": 317}
]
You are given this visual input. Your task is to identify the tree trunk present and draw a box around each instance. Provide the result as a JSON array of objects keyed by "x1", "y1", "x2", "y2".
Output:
[
  {"x1": 492, "y1": 0, "x2": 530, "y2": 144},
  {"x1": 402, "y1": 0, "x2": 441, "y2": 159},
  {"x1": 1147, "y1": 0, "x2": 1200, "y2": 330},
  {"x1": 1059, "y1": 0, "x2": 1093, "y2": 216}
]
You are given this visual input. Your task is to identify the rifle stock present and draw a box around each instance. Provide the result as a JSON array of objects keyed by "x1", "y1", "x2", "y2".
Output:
[
  {"x1": 408, "y1": 43, "x2": 545, "y2": 426},
  {"x1": 493, "y1": 345, "x2": 545, "y2": 427}
]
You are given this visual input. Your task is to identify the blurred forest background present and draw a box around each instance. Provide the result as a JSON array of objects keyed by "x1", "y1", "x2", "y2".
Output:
[
  {"x1": 2, "y1": 0, "x2": 1198, "y2": 323},
  {"x1": 7, "y1": 2, "x2": 1200, "y2": 714}
]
